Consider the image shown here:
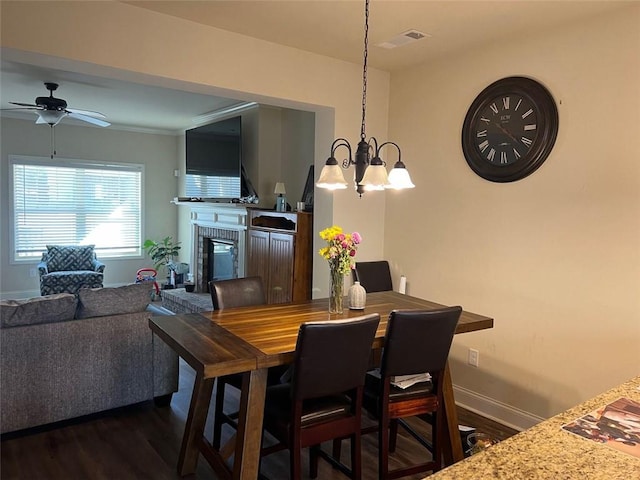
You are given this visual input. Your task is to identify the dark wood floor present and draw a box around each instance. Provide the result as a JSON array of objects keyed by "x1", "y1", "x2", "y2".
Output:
[{"x1": 1, "y1": 360, "x2": 518, "y2": 479}]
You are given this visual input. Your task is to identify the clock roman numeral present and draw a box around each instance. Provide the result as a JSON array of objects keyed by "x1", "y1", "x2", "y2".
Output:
[
  {"x1": 478, "y1": 140, "x2": 489, "y2": 152},
  {"x1": 480, "y1": 117, "x2": 491, "y2": 124},
  {"x1": 477, "y1": 130, "x2": 487, "y2": 137},
  {"x1": 522, "y1": 108, "x2": 533, "y2": 119},
  {"x1": 487, "y1": 148, "x2": 496, "y2": 162},
  {"x1": 514, "y1": 98, "x2": 522, "y2": 111},
  {"x1": 524, "y1": 124, "x2": 537, "y2": 131},
  {"x1": 490, "y1": 103, "x2": 499, "y2": 115},
  {"x1": 502, "y1": 97, "x2": 510, "y2": 110},
  {"x1": 521, "y1": 136, "x2": 533, "y2": 147},
  {"x1": 513, "y1": 148, "x2": 521, "y2": 159},
  {"x1": 500, "y1": 151, "x2": 508, "y2": 164}
]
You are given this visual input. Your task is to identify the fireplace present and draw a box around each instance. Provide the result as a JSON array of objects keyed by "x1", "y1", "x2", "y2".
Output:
[{"x1": 183, "y1": 203, "x2": 248, "y2": 293}]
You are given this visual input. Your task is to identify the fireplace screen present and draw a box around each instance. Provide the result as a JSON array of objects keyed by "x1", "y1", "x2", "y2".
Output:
[{"x1": 208, "y1": 239, "x2": 237, "y2": 283}]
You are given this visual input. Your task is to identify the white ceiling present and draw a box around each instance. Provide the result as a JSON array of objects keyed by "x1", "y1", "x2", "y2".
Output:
[{"x1": 0, "y1": 1, "x2": 629, "y2": 132}]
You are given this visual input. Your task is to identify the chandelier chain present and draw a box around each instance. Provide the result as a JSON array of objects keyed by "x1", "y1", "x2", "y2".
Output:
[{"x1": 360, "y1": 0, "x2": 369, "y2": 140}]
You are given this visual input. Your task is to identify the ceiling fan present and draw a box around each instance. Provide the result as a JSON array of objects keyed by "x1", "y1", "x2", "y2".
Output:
[{"x1": 6, "y1": 82, "x2": 110, "y2": 127}]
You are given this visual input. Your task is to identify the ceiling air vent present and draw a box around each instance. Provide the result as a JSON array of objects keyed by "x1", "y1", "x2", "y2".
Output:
[{"x1": 376, "y1": 29, "x2": 430, "y2": 49}]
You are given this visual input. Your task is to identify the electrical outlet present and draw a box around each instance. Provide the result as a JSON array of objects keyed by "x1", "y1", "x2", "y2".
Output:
[
  {"x1": 29, "y1": 268, "x2": 37, "y2": 278},
  {"x1": 468, "y1": 348, "x2": 479, "y2": 367}
]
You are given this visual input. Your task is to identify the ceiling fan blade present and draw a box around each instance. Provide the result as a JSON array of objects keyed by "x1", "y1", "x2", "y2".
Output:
[
  {"x1": 35, "y1": 116, "x2": 50, "y2": 124},
  {"x1": 9, "y1": 102, "x2": 42, "y2": 108},
  {"x1": 67, "y1": 111, "x2": 110, "y2": 127},
  {"x1": 0, "y1": 107, "x2": 41, "y2": 112},
  {"x1": 66, "y1": 107, "x2": 107, "y2": 119}
]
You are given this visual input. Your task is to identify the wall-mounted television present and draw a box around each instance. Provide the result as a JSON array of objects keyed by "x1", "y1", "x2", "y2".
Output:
[{"x1": 185, "y1": 116, "x2": 242, "y2": 200}]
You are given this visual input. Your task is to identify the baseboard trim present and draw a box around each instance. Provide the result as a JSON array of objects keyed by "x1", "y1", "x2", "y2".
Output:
[{"x1": 453, "y1": 384, "x2": 545, "y2": 432}]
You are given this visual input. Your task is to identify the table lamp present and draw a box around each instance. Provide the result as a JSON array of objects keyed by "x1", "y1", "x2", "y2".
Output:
[{"x1": 274, "y1": 182, "x2": 287, "y2": 212}]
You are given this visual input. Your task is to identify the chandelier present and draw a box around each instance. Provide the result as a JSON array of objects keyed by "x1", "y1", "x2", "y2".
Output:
[{"x1": 316, "y1": 0, "x2": 415, "y2": 196}]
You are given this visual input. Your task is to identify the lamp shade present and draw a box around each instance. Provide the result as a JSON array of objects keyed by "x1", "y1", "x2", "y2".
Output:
[
  {"x1": 36, "y1": 110, "x2": 66, "y2": 126},
  {"x1": 386, "y1": 161, "x2": 415, "y2": 189},
  {"x1": 274, "y1": 182, "x2": 286, "y2": 195},
  {"x1": 360, "y1": 163, "x2": 389, "y2": 190},
  {"x1": 316, "y1": 163, "x2": 348, "y2": 190}
]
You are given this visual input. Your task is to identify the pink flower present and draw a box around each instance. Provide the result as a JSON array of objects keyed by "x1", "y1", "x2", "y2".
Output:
[
  {"x1": 352, "y1": 232, "x2": 362, "y2": 244},
  {"x1": 349, "y1": 249, "x2": 356, "y2": 257},
  {"x1": 336, "y1": 233, "x2": 345, "y2": 241}
]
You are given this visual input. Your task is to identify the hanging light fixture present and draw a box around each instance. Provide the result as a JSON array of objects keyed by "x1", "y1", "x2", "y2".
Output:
[{"x1": 316, "y1": 0, "x2": 415, "y2": 197}]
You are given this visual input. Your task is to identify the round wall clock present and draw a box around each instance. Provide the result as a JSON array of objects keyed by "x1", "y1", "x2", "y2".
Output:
[{"x1": 461, "y1": 76, "x2": 559, "y2": 182}]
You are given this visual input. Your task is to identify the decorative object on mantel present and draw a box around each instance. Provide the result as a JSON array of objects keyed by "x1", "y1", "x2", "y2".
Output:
[
  {"x1": 348, "y1": 281, "x2": 367, "y2": 310},
  {"x1": 319, "y1": 226, "x2": 362, "y2": 314},
  {"x1": 316, "y1": 0, "x2": 415, "y2": 197},
  {"x1": 142, "y1": 236, "x2": 182, "y2": 288},
  {"x1": 274, "y1": 182, "x2": 287, "y2": 212}
]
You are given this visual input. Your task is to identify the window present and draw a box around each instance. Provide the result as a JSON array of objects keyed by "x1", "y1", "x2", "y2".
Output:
[{"x1": 10, "y1": 155, "x2": 143, "y2": 262}]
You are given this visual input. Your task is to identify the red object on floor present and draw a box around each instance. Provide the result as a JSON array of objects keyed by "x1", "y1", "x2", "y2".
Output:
[{"x1": 136, "y1": 268, "x2": 160, "y2": 296}]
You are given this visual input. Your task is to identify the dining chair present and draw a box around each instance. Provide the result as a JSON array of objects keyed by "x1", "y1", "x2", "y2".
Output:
[
  {"x1": 352, "y1": 261, "x2": 393, "y2": 293},
  {"x1": 208, "y1": 276, "x2": 275, "y2": 449},
  {"x1": 260, "y1": 314, "x2": 381, "y2": 480},
  {"x1": 334, "y1": 306, "x2": 461, "y2": 479}
]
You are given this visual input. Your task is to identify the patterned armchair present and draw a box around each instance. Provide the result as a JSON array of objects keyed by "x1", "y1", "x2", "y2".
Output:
[{"x1": 38, "y1": 245, "x2": 105, "y2": 296}]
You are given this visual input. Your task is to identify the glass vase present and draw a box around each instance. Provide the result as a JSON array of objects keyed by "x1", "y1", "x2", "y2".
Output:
[{"x1": 329, "y1": 268, "x2": 344, "y2": 314}]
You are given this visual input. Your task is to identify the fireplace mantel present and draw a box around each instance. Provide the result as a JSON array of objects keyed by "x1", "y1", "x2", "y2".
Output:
[{"x1": 173, "y1": 201, "x2": 249, "y2": 292}]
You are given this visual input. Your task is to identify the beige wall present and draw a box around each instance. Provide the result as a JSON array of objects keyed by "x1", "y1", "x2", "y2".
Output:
[{"x1": 386, "y1": 5, "x2": 640, "y2": 423}]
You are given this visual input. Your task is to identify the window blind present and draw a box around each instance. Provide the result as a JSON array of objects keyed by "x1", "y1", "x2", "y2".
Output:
[{"x1": 11, "y1": 155, "x2": 143, "y2": 261}]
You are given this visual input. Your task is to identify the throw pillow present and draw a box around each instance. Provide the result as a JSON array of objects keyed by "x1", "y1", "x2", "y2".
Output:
[
  {"x1": 76, "y1": 283, "x2": 152, "y2": 319},
  {"x1": 0, "y1": 294, "x2": 78, "y2": 328},
  {"x1": 46, "y1": 245, "x2": 95, "y2": 272}
]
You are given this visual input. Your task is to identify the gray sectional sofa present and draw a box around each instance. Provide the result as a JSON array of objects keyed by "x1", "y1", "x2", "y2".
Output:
[{"x1": 0, "y1": 283, "x2": 178, "y2": 434}]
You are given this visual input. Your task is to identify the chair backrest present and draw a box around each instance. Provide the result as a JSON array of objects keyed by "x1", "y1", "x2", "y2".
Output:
[
  {"x1": 380, "y1": 307, "x2": 462, "y2": 378},
  {"x1": 209, "y1": 276, "x2": 266, "y2": 310},
  {"x1": 352, "y1": 261, "x2": 393, "y2": 293},
  {"x1": 292, "y1": 314, "x2": 380, "y2": 401},
  {"x1": 44, "y1": 245, "x2": 96, "y2": 272}
]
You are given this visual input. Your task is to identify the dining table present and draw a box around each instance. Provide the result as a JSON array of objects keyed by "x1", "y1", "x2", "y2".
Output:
[{"x1": 149, "y1": 290, "x2": 494, "y2": 480}]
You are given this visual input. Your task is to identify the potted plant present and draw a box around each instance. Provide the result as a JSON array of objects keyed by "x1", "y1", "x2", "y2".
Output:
[{"x1": 143, "y1": 236, "x2": 181, "y2": 288}]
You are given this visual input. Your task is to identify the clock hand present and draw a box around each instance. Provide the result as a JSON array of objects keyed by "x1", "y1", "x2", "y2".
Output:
[{"x1": 494, "y1": 123, "x2": 519, "y2": 144}]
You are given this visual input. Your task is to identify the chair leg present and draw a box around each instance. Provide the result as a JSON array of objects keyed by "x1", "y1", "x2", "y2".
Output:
[
  {"x1": 389, "y1": 419, "x2": 399, "y2": 453},
  {"x1": 351, "y1": 432, "x2": 361, "y2": 480},
  {"x1": 309, "y1": 444, "x2": 320, "y2": 478},
  {"x1": 379, "y1": 414, "x2": 390, "y2": 480},
  {"x1": 212, "y1": 379, "x2": 226, "y2": 449},
  {"x1": 332, "y1": 438, "x2": 342, "y2": 461}
]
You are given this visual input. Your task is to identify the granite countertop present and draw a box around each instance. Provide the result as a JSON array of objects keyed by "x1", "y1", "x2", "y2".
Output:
[{"x1": 429, "y1": 376, "x2": 640, "y2": 479}]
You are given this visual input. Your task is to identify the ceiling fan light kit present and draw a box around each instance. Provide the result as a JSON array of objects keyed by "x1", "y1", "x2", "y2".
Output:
[{"x1": 316, "y1": 0, "x2": 415, "y2": 197}]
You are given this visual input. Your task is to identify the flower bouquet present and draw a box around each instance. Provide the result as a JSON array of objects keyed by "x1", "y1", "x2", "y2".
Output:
[{"x1": 319, "y1": 226, "x2": 362, "y2": 313}]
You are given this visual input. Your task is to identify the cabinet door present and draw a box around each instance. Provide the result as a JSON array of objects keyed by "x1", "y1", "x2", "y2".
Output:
[
  {"x1": 268, "y1": 232, "x2": 295, "y2": 304},
  {"x1": 247, "y1": 229, "x2": 270, "y2": 291}
]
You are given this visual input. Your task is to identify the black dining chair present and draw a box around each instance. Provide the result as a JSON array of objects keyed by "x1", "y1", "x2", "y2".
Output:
[
  {"x1": 208, "y1": 276, "x2": 283, "y2": 449},
  {"x1": 352, "y1": 261, "x2": 393, "y2": 293},
  {"x1": 334, "y1": 306, "x2": 461, "y2": 479},
  {"x1": 260, "y1": 314, "x2": 381, "y2": 480}
]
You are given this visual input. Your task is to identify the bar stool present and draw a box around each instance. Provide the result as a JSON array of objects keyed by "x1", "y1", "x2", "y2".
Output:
[{"x1": 260, "y1": 314, "x2": 380, "y2": 480}]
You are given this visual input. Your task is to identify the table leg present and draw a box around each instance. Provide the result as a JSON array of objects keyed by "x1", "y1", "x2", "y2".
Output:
[
  {"x1": 232, "y1": 368, "x2": 268, "y2": 480},
  {"x1": 441, "y1": 361, "x2": 464, "y2": 465},
  {"x1": 178, "y1": 371, "x2": 215, "y2": 476}
]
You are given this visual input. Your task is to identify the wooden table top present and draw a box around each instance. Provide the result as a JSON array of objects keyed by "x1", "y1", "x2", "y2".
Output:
[{"x1": 193, "y1": 291, "x2": 494, "y2": 370}]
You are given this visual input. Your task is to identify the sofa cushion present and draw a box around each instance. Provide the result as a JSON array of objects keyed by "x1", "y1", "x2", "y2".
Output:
[
  {"x1": 0, "y1": 294, "x2": 77, "y2": 328},
  {"x1": 46, "y1": 245, "x2": 95, "y2": 272},
  {"x1": 76, "y1": 283, "x2": 152, "y2": 319}
]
